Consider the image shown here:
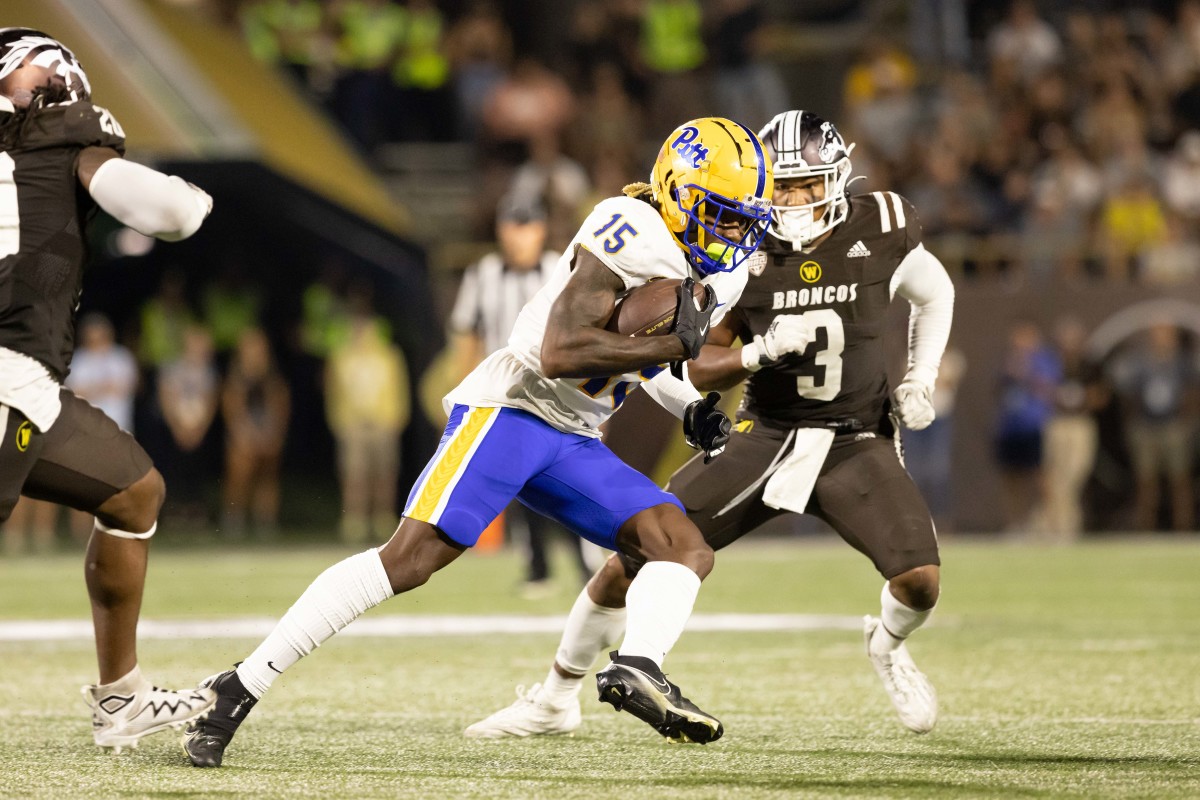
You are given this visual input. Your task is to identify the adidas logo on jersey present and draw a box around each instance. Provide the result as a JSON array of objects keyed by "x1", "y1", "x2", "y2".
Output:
[{"x1": 846, "y1": 240, "x2": 871, "y2": 258}]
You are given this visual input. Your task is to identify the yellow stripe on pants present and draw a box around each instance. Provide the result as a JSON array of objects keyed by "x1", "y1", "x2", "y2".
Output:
[{"x1": 409, "y1": 407, "x2": 497, "y2": 522}]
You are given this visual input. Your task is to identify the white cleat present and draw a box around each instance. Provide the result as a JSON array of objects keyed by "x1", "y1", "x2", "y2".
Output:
[
  {"x1": 464, "y1": 683, "x2": 581, "y2": 739},
  {"x1": 864, "y1": 615, "x2": 938, "y2": 734},
  {"x1": 83, "y1": 681, "x2": 216, "y2": 753}
]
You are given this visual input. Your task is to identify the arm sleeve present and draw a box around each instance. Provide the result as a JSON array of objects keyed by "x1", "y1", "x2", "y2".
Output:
[
  {"x1": 86, "y1": 158, "x2": 212, "y2": 242},
  {"x1": 641, "y1": 363, "x2": 703, "y2": 420},
  {"x1": 889, "y1": 242, "x2": 955, "y2": 388}
]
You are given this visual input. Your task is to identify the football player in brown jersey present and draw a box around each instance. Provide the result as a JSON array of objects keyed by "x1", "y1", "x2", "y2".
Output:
[
  {"x1": 467, "y1": 110, "x2": 954, "y2": 739},
  {"x1": 0, "y1": 28, "x2": 216, "y2": 751}
]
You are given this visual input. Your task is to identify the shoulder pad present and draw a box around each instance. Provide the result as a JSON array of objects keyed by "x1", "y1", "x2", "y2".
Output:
[
  {"x1": 20, "y1": 102, "x2": 126, "y2": 154},
  {"x1": 578, "y1": 196, "x2": 683, "y2": 288},
  {"x1": 864, "y1": 191, "x2": 919, "y2": 237}
]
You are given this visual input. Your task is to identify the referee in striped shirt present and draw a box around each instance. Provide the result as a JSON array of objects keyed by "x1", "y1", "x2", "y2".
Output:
[{"x1": 448, "y1": 193, "x2": 596, "y2": 596}]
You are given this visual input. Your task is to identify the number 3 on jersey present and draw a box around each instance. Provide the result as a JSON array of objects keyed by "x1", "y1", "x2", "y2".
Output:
[
  {"x1": 792, "y1": 309, "x2": 844, "y2": 401},
  {"x1": 592, "y1": 213, "x2": 638, "y2": 254}
]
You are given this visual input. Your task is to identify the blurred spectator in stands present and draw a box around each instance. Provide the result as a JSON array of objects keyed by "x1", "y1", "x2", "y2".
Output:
[
  {"x1": 390, "y1": 0, "x2": 453, "y2": 142},
  {"x1": 481, "y1": 58, "x2": 575, "y2": 159},
  {"x1": 1023, "y1": 131, "x2": 1103, "y2": 281},
  {"x1": 139, "y1": 269, "x2": 195, "y2": 372},
  {"x1": 1141, "y1": 213, "x2": 1200, "y2": 286},
  {"x1": 994, "y1": 319, "x2": 1059, "y2": 534},
  {"x1": 906, "y1": 145, "x2": 993, "y2": 274},
  {"x1": 64, "y1": 313, "x2": 140, "y2": 541},
  {"x1": 1161, "y1": 130, "x2": 1200, "y2": 223},
  {"x1": 159, "y1": 325, "x2": 221, "y2": 524},
  {"x1": 1108, "y1": 321, "x2": 1199, "y2": 531},
  {"x1": 572, "y1": 63, "x2": 642, "y2": 170},
  {"x1": 1097, "y1": 174, "x2": 1168, "y2": 281},
  {"x1": 447, "y1": 193, "x2": 592, "y2": 594},
  {"x1": 707, "y1": 0, "x2": 788, "y2": 129},
  {"x1": 241, "y1": 0, "x2": 332, "y2": 95},
  {"x1": 328, "y1": 0, "x2": 405, "y2": 153},
  {"x1": 221, "y1": 328, "x2": 291, "y2": 538},
  {"x1": 909, "y1": 0, "x2": 970, "y2": 70},
  {"x1": 1041, "y1": 318, "x2": 1103, "y2": 540},
  {"x1": 202, "y1": 265, "x2": 262, "y2": 367},
  {"x1": 325, "y1": 301, "x2": 410, "y2": 543},
  {"x1": 640, "y1": 0, "x2": 708, "y2": 136},
  {"x1": 68, "y1": 313, "x2": 138, "y2": 435},
  {"x1": 986, "y1": 0, "x2": 1062, "y2": 86},
  {"x1": 300, "y1": 261, "x2": 352, "y2": 360},
  {"x1": 1, "y1": 496, "x2": 58, "y2": 555},
  {"x1": 507, "y1": 136, "x2": 592, "y2": 252},
  {"x1": 844, "y1": 37, "x2": 920, "y2": 168},
  {"x1": 903, "y1": 345, "x2": 966, "y2": 534},
  {"x1": 445, "y1": 0, "x2": 512, "y2": 142}
]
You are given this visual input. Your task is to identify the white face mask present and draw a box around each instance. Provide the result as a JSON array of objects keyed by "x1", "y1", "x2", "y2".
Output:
[{"x1": 772, "y1": 205, "x2": 816, "y2": 245}]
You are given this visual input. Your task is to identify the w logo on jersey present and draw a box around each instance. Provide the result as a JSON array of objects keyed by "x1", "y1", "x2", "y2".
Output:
[
  {"x1": 799, "y1": 260, "x2": 822, "y2": 283},
  {"x1": 671, "y1": 126, "x2": 710, "y2": 167}
]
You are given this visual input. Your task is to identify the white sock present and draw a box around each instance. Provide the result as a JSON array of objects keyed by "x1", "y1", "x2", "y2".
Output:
[
  {"x1": 237, "y1": 549, "x2": 393, "y2": 698},
  {"x1": 617, "y1": 561, "x2": 700, "y2": 666},
  {"x1": 98, "y1": 664, "x2": 147, "y2": 694},
  {"x1": 870, "y1": 580, "x2": 934, "y2": 657},
  {"x1": 541, "y1": 589, "x2": 627, "y2": 706}
]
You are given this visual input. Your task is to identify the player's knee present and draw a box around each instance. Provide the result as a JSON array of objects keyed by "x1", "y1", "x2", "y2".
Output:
[
  {"x1": 95, "y1": 468, "x2": 165, "y2": 533},
  {"x1": 587, "y1": 556, "x2": 633, "y2": 607},
  {"x1": 377, "y1": 519, "x2": 462, "y2": 594},
  {"x1": 620, "y1": 505, "x2": 713, "y2": 578},
  {"x1": 890, "y1": 565, "x2": 940, "y2": 611}
]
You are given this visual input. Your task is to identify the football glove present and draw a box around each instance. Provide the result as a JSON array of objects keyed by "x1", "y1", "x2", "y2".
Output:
[
  {"x1": 683, "y1": 391, "x2": 732, "y2": 463},
  {"x1": 740, "y1": 315, "x2": 813, "y2": 372},
  {"x1": 892, "y1": 379, "x2": 936, "y2": 431},
  {"x1": 670, "y1": 277, "x2": 718, "y2": 361}
]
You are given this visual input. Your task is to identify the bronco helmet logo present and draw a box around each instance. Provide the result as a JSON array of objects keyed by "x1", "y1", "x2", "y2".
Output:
[{"x1": 799, "y1": 260, "x2": 822, "y2": 283}]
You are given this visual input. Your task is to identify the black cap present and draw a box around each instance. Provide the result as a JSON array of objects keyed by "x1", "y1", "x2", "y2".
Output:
[{"x1": 497, "y1": 193, "x2": 547, "y2": 224}]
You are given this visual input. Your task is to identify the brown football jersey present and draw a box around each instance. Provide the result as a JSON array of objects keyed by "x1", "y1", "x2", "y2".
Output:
[
  {"x1": 0, "y1": 102, "x2": 126, "y2": 380},
  {"x1": 729, "y1": 191, "x2": 922, "y2": 430}
]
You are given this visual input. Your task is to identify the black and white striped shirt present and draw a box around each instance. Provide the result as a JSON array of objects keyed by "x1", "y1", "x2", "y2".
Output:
[{"x1": 449, "y1": 251, "x2": 559, "y2": 355}]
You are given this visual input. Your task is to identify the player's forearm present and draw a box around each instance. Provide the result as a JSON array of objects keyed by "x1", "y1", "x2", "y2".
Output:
[
  {"x1": 539, "y1": 326, "x2": 687, "y2": 379},
  {"x1": 86, "y1": 158, "x2": 212, "y2": 241},
  {"x1": 892, "y1": 243, "x2": 955, "y2": 386},
  {"x1": 687, "y1": 343, "x2": 749, "y2": 392}
]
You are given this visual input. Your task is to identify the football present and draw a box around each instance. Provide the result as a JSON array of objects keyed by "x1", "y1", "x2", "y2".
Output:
[{"x1": 605, "y1": 278, "x2": 708, "y2": 337}]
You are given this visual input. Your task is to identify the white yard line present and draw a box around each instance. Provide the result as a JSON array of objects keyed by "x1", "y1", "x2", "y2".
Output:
[{"x1": 0, "y1": 613, "x2": 863, "y2": 641}]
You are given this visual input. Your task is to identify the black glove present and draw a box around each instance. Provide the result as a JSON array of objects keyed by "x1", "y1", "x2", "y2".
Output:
[
  {"x1": 669, "y1": 278, "x2": 717, "y2": 379},
  {"x1": 683, "y1": 391, "x2": 731, "y2": 463}
]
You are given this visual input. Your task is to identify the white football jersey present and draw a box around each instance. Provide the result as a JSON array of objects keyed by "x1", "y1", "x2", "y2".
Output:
[{"x1": 446, "y1": 195, "x2": 747, "y2": 436}]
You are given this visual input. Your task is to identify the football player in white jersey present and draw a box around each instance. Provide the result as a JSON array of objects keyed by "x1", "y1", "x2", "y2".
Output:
[{"x1": 183, "y1": 118, "x2": 774, "y2": 767}]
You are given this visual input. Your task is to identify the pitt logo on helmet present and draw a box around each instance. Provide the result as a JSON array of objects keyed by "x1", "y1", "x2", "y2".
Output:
[
  {"x1": 671, "y1": 126, "x2": 711, "y2": 168},
  {"x1": 650, "y1": 117, "x2": 774, "y2": 276}
]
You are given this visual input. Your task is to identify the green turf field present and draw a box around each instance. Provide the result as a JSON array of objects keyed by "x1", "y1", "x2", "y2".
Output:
[{"x1": 1, "y1": 538, "x2": 1198, "y2": 799}]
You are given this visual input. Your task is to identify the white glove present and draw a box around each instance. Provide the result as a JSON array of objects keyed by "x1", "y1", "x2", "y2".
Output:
[
  {"x1": 740, "y1": 315, "x2": 813, "y2": 372},
  {"x1": 893, "y1": 379, "x2": 935, "y2": 430}
]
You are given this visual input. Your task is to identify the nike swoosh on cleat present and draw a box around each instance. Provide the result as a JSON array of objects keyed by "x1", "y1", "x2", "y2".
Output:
[{"x1": 267, "y1": 661, "x2": 282, "y2": 674}]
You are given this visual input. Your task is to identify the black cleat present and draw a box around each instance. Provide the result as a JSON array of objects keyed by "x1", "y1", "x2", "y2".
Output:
[
  {"x1": 181, "y1": 668, "x2": 258, "y2": 767},
  {"x1": 595, "y1": 651, "x2": 724, "y2": 744}
]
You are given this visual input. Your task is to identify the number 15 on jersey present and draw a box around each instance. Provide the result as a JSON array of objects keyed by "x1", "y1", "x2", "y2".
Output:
[{"x1": 593, "y1": 213, "x2": 639, "y2": 254}]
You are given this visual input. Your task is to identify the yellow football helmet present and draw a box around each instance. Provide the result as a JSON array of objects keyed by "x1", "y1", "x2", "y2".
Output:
[{"x1": 651, "y1": 117, "x2": 773, "y2": 275}]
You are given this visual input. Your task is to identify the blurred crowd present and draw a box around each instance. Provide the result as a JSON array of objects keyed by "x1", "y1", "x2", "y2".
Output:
[
  {"x1": 216, "y1": 0, "x2": 1200, "y2": 285},
  {"x1": 3, "y1": 269, "x2": 411, "y2": 554}
]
